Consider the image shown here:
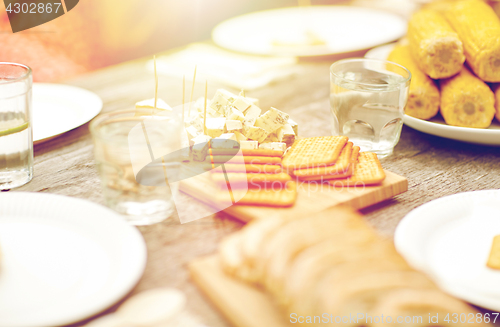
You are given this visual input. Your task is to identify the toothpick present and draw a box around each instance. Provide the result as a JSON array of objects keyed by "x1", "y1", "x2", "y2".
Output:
[
  {"x1": 188, "y1": 65, "x2": 197, "y2": 117},
  {"x1": 153, "y1": 55, "x2": 158, "y2": 114},
  {"x1": 203, "y1": 80, "x2": 207, "y2": 135},
  {"x1": 182, "y1": 75, "x2": 185, "y2": 124}
]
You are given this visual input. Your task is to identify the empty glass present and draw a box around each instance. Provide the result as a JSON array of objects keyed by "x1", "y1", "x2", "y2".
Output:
[{"x1": 90, "y1": 109, "x2": 182, "y2": 225}]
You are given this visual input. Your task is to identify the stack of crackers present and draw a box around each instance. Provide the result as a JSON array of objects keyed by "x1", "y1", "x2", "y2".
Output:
[
  {"x1": 283, "y1": 136, "x2": 386, "y2": 186},
  {"x1": 207, "y1": 135, "x2": 387, "y2": 208},
  {"x1": 218, "y1": 206, "x2": 483, "y2": 324},
  {"x1": 209, "y1": 148, "x2": 297, "y2": 207}
]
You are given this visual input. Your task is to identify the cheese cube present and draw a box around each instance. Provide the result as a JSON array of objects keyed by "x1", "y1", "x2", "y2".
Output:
[
  {"x1": 234, "y1": 131, "x2": 247, "y2": 142},
  {"x1": 259, "y1": 142, "x2": 287, "y2": 152},
  {"x1": 262, "y1": 132, "x2": 279, "y2": 143},
  {"x1": 211, "y1": 133, "x2": 238, "y2": 149},
  {"x1": 243, "y1": 105, "x2": 262, "y2": 127},
  {"x1": 206, "y1": 117, "x2": 226, "y2": 138},
  {"x1": 207, "y1": 106, "x2": 222, "y2": 119},
  {"x1": 277, "y1": 123, "x2": 296, "y2": 147},
  {"x1": 244, "y1": 126, "x2": 268, "y2": 143},
  {"x1": 245, "y1": 97, "x2": 259, "y2": 107},
  {"x1": 184, "y1": 115, "x2": 203, "y2": 132},
  {"x1": 185, "y1": 125, "x2": 200, "y2": 143},
  {"x1": 135, "y1": 98, "x2": 172, "y2": 111},
  {"x1": 225, "y1": 120, "x2": 243, "y2": 132},
  {"x1": 254, "y1": 107, "x2": 289, "y2": 134},
  {"x1": 240, "y1": 140, "x2": 258, "y2": 150},
  {"x1": 210, "y1": 89, "x2": 237, "y2": 114},
  {"x1": 191, "y1": 134, "x2": 212, "y2": 162},
  {"x1": 227, "y1": 108, "x2": 245, "y2": 121},
  {"x1": 232, "y1": 97, "x2": 252, "y2": 113},
  {"x1": 194, "y1": 97, "x2": 210, "y2": 112},
  {"x1": 287, "y1": 117, "x2": 298, "y2": 136}
]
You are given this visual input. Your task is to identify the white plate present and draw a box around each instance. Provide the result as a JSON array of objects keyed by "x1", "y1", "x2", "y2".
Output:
[
  {"x1": 365, "y1": 44, "x2": 500, "y2": 145},
  {"x1": 212, "y1": 6, "x2": 407, "y2": 57},
  {"x1": 33, "y1": 83, "x2": 103, "y2": 144},
  {"x1": 0, "y1": 192, "x2": 147, "y2": 327},
  {"x1": 395, "y1": 190, "x2": 500, "y2": 312}
]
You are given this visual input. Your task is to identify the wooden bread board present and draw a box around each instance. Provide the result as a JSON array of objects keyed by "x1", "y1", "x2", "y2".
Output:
[
  {"x1": 179, "y1": 170, "x2": 407, "y2": 222},
  {"x1": 189, "y1": 255, "x2": 292, "y2": 327}
]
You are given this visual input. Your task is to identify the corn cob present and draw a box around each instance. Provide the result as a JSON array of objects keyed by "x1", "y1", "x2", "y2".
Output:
[
  {"x1": 492, "y1": 83, "x2": 500, "y2": 122},
  {"x1": 440, "y1": 66, "x2": 495, "y2": 128},
  {"x1": 443, "y1": 0, "x2": 500, "y2": 82},
  {"x1": 388, "y1": 44, "x2": 440, "y2": 120},
  {"x1": 408, "y1": 9, "x2": 465, "y2": 79}
]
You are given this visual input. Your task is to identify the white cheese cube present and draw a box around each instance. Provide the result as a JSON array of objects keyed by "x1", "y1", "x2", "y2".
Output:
[
  {"x1": 245, "y1": 97, "x2": 259, "y2": 107},
  {"x1": 206, "y1": 117, "x2": 226, "y2": 138},
  {"x1": 194, "y1": 97, "x2": 210, "y2": 112},
  {"x1": 135, "y1": 98, "x2": 172, "y2": 111},
  {"x1": 191, "y1": 134, "x2": 212, "y2": 162},
  {"x1": 259, "y1": 142, "x2": 287, "y2": 152},
  {"x1": 184, "y1": 115, "x2": 203, "y2": 132},
  {"x1": 262, "y1": 132, "x2": 279, "y2": 143},
  {"x1": 234, "y1": 131, "x2": 247, "y2": 142},
  {"x1": 287, "y1": 117, "x2": 298, "y2": 136},
  {"x1": 254, "y1": 107, "x2": 289, "y2": 134},
  {"x1": 239, "y1": 140, "x2": 258, "y2": 150},
  {"x1": 243, "y1": 105, "x2": 262, "y2": 127},
  {"x1": 225, "y1": 120, "x2": 243, "y2": 132},
  {"x1": 227, "y1": 108, "x2": 245, "y2": 121},
  {"x1": 185, "y1": 125, "x2": 200, "y2": 142},
  {"x1": 277, "y1": 123, "x2": 296, "y2": 147},
  {"x1": 244, "y1": 126, "x2": 268, "y2": 143},
  {"x1": 211, "y1": 133, "x2": 238, "y2": 149},
  {"x1": 232, "y1": 97, "x2": 252, "y2": 113},
  {"x1": 210, "y1": 89, "x2": 237, "y2": 114}
]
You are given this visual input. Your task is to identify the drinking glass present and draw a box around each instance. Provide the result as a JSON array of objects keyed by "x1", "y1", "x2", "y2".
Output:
[
  {"x1": 0, "y1": 62, "x2": 33, "y2": 190},
  {"x1": 330, "y1": 58, "x2": 411, "y2": 158},
  {"x1": 90, "y1": 109, "x2": 182, "y2": 225}
]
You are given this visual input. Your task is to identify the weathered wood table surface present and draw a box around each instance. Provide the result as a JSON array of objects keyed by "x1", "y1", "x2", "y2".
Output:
[{"x1": 9, "y1": 47, "x2": 500, "y2": 326}]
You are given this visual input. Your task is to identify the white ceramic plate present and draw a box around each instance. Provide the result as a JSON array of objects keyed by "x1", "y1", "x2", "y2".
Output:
[
  {"x1": 33, "y1": 83, "x2": 103, "y2": 144},
  {"x1": 0, "y1": 192, "x2": 147, "y2": 327},
  {"x1": 395, "y1": 190, "x2": 500, "y2": 311},
  {"x1": 212, "y1": 6, "x2": 407, "y2": 57},
  {"x1": 365, "y1": 44, "x2": 500, "y2": 145}
]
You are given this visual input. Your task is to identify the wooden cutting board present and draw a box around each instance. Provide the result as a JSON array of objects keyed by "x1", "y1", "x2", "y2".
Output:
[
  {"x1": 179, "y1": 170, "x2": 407, "y2": 222},
  {"x1": 189, "y1": 255, "x2": 292, "y2": 327}
]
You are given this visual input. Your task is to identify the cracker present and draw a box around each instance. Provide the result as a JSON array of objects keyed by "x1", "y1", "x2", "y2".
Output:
[
  {"x1": 292, "y1": 142, "x2": 353, "y2": 179},
  {"x1": 487, "y1": 235, "x2": 500, "y2": 269},
  {"x1": 210, "y1": 155, "x2": 281, "y2": 165},
  {"x1": 212, "y1": 164, "x2": 282, "y2": 174},
  {"x1": 211, "y1": 172, "x2": 292, "y2": 187},
  {"x1": 282, "y1": 136, "x2": 348, "y2": 170},
  {"x1": 216, "y1": 181, "x2": 297, "y2": 207},
  {"x1": 209, "y1": 148, "x2": 284, "y2": 157},
  {"x1": 329, "y1": 152, "x2": 385, "y2": 186}
]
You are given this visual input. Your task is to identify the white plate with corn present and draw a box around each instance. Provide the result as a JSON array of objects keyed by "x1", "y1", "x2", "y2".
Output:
[{"x1": 365, "y1": 0, "x2": 500, "y2": 146}]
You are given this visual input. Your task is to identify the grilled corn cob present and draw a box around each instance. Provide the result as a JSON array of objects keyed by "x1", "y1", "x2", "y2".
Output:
[
  {"x1": 443, "y1": 0, "x2": 500, "y2": 82},
  {"x1": 388, "y1": 44, "x2": 440, "y2": 120},
  {"x1": 408, "y1": 9, "x2": 465, "y2": 79},
  {"x1": 492, "y1": 83, "x2": 500, "y2": 122},
  {"x1": 440, "y1": 66, "x2": 495, "y2": 128}
]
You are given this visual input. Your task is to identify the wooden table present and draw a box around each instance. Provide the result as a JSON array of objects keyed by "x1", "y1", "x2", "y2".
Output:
[{"x1": 10, "y1": 48, "x2": 500, "y2": 327}]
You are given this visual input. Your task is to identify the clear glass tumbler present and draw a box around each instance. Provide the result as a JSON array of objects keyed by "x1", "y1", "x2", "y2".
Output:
[
  {"x1": 0, "y1": 62, "x2": 33, "y2": 190},
  {"x1": 330, "y1": 58, "x2": 411, "y2": 158},
  {"x1": 90, "y1": 109, "x2": 182, "y2": 225}
]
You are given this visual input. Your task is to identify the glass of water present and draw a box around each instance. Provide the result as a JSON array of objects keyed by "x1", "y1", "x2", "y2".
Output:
[
  {"x1": 330, "y1": 58, "x2": 411, "y2": 158},
  {"x1": 0, "y1": 62, "x2": 33, "y2": 190},
  {"x1": 90, "y1": 109, "x2": 182, "y2": 225}
]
